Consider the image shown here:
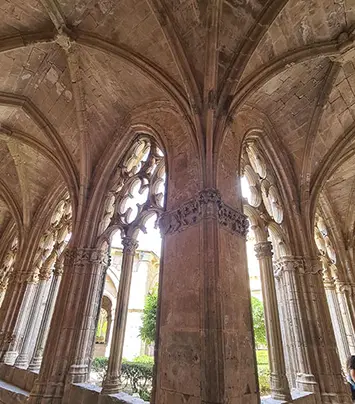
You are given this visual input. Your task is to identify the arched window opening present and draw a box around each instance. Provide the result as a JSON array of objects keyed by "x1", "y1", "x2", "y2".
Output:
[
  {"x1": 0, "y1": 236, "x2": 18, "y2": 307},
  {"x1": 90, "y1": 134, "x2": 166, "y2": 401},
  {"x1": 241, "y1": 139, "x2": 292, "y2": 401}
]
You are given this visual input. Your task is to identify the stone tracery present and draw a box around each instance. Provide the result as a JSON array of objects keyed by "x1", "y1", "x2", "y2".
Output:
[{"x1": 0, "y1": 2, "x2": 354, "y2": 403}]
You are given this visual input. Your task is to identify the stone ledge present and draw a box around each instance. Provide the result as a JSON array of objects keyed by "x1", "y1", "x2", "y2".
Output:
[
  {"x1": 66, "y1": 383, "x2": 149, "y2": 404},
  {"x1": 0, "y1": 363, "x2": 38, "y2": 392},
  {"x1": 261, "y1": 390, "x2": 316, "y2": 404},
  {"x1": 0, "y1": 379, "x2": 29, "y2": 403}
]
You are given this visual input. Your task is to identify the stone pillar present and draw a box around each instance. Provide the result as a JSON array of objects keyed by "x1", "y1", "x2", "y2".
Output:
[
  {"x1": 334, "y1": 280, "x2": 355, "y2": 355},
  {"x1": 28, "y1": 259, "x2": 63, "y2": 372},
  {"x1": 105, "y1": 307, "x2": 115, "y2": 357},
  {"x1": 28, "y1": 247, "x2": 108, "y2": 403},
  {"x1": 101, "y1": 237, "x2": 138, "y2": 395},
  {"x1": 0, "y1": 272, "x2": 39, "y2": 365},
  {"x1": 320, "y1": 257, "x2": 352, "y2": 371},
  {"x1": 153, "y1": 189, "x2": 258, "y2": 404},
  {"x1": 254, "y1": 241, "x2": 291, "y2": 401},
  {"x1": 274, "y1": 268, "x2": 297, "y2": 388},
  {"x1": 323, "y1": 279, "x2": 350, "y2": 373},
  {"x1": 275, "y1": 257, "x2": 352, "y2": 403},
  {"x1": 14, "y1": 273, "x2": 50, "y2": 369}
]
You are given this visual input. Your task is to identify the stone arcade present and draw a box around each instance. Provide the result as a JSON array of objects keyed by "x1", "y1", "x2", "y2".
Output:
[{"x1": 0, "y1": 1, "x2": 355, "y2": 403}]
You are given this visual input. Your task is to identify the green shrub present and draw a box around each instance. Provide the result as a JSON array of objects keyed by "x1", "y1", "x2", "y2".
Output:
[
  {"x1": 91, "y1": 357, "x2": 108, "y2": 373},
  {"x1": 140, "y1": 289, "x2": 158, "y2": 345},
  {"x1": 251, "y1": 296, "x2": 267, "y2": 348},
  {"x1": 133, "y1": 355, "x2": 154, "y2": 364},
  {"x1": 91, "y1": 357, "x2": 153, "y2": 400},
  {"x1": 258, "y1": 367, "x2": 271, "y2": 396},
  {"x1": 256, "y1": 349, "x2": 269, "y2": 367}
]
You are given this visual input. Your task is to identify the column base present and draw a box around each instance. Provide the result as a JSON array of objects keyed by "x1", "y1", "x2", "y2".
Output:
[
  {"x1": 28, "y1": 356, "x2": 42, "y2": 372},
  {"x1": 67, "y1": 364, "x2": 89, "y2": 383},
  {"x1": 101, "y1": 375, "x2": 121, "y2": 395},
  {"x1": 270, "y1": 373, "x2": 291, "y2": 401},
  {"x1": 14, "y1": 353, "x2": 29, "y2": 369},
  {"x1": 1, "y1": 351, "x2": 18, "y2": 365},
  {"x1": 296, "y1": 373, "x2": 319, "y2": 393}
]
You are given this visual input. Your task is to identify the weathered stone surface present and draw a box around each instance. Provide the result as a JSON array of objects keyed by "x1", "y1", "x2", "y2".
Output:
[{"x1": 0, "y1": 1, "x2": 354, "y2": 404}]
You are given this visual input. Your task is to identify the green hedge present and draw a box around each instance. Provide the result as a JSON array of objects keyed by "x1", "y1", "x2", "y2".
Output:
[
  {"x1": 91, "y1": 357, "x2": 153, "y2": 400},
  {"x1": 92, "y1": 352, "x2": 271, "y2": 399}
]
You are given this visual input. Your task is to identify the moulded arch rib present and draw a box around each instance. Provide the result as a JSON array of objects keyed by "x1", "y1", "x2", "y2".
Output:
[{"x1": 0, "y1": 92, "x2": 79, "y2": 202}]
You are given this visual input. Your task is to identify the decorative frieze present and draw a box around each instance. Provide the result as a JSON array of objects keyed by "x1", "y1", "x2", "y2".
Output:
[
  {"x1": 64, "y1": 248, "x2": 109, "y2": 267},
  {"x1": 159, "y1": 188, "x2": 248, "y2": 237},
  {"x1": 12, "y1": 270, "x2": 40, "y2": 284},
  {"x1": 274, "y1": 257, "x2": 323, "y2": 278}
]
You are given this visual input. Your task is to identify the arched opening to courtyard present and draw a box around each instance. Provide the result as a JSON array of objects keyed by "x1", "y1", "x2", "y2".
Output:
[{"x1": 88, "y1": 134, "x2": 166, "y2": 400}]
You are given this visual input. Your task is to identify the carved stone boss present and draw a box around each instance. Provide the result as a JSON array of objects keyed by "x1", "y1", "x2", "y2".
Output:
[{"x1": 159, "y1": 188, "x2": 248, "y2": 237}]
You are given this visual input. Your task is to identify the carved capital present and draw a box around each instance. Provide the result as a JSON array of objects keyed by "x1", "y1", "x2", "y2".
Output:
[
  {"x1": 254, "y1": 241, "x2": 273, "y2": 259},
  {"x1": 38, "y1": 269, "x2": 52, "y2": 281},
  {"x1": 0, "y1": 279, "x2": 8, "y2": 292},
  {"x1": 64, "y1": 248, "x2": 109, "y2": 267},
  {"x1": 274, "y1": 257, "x2": 322, "y2": 278},
  {"x1": 26, "y1": 271, "x2": 40, "y2": 284},
  {"x1": 335, "y1": 280, "x2": 351, "y2": 294},
  {"x1": 53, "y1": 258, "x2": 64, "y2": 277},
  {"x1": 159, "y1": 188, "x2": 248, "y2": 237},
  {"x1": 122, "y1": 237, "x2": 138, "y2": 256}
]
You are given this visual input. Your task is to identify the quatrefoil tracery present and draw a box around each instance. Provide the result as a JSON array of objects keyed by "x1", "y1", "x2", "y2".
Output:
[
  {"x1": 99, "y1": 135, "x2": 166, "y2": 240},
  {"x1": 242, "y1": 141, "x2": 284, "y2": 225}
]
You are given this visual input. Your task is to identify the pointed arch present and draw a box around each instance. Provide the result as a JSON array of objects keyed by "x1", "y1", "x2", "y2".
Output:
[{"x1": 0, "y1": 179, "x2": 23, "y2": 238}]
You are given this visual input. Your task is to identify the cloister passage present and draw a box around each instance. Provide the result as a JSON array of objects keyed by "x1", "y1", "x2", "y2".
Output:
[{"x1": 1, "y1": 1, "x2": 355, "y2": 404}]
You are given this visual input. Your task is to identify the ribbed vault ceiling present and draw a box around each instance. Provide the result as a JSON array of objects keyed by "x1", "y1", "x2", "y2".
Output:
[{"x1": 0, "y1": 0, "x2": 354, "y2": 250}]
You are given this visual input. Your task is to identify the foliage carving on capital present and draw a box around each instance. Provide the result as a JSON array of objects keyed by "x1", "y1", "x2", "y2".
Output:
[
  {"x1": 335, "y1": 280, "x2": 351, "y2": 294},
  {"x1": 0, "y1": 279, "x2": 8, "y2": 292},
  {"x1": 159, "y1": 188, "x2": 248, "y2": 237},
  {"x1": 53, "y1": 253, "x2": 65, "y2": 276},
  {"x1": 0, "y1": 237, "x2": 18, "y2": 289},
  {"x1": 13, "y1": 270, "x2": 40, "y2": 284},
  {"x1": 122, "y1": 238, "x2": 139, "y2": 255},
  {"x1": 274, "y1": 257, "x2": 323, "y2": 278},
  {"x1": 254, "y1": 242, "x2": 273, "y2": 259},
  {"x1": 64, "y1": 248, "x2": 109, "y2": 267}
]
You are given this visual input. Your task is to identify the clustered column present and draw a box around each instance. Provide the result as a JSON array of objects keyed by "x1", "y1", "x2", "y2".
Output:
[
  {"x1": 101, "y1": 237, "x2": 138, "y2": 395},
  {"x1": 0, "y1": 272, "x2": 39, "y2": 365},
  {"x1": 254, "y1": 241, "x2": 291, "y2": 401},
  {"x1": 275, "y1": 257, "x2": 352, "y2": 403},
  {"x1": 14, "y1": 270, "x2": 51, "y2": 369},
  {"x1": 28, "y1": 247, "x2": 109, "y2": 402},
  {"x1": 320, "y1": 255, "x2": 355, "y2": 368},
  {"x1": 28, "y1": 255, "x2": 64, "y2": 371}
]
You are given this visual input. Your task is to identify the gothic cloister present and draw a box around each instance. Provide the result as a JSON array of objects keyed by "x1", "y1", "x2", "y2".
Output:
[{"x1": 0, "y1": 1, "x2": 355, "y2": 403}]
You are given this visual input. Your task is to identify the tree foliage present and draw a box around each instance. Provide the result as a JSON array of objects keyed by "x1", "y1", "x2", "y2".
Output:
[
  {"x1": 139, "y1": 289, "x2": 266, "y2": 349},
  {"x1": 251, "y1": 296, "x2": 267, "y2": 348},
  {"x1": 140, "y1": 288, "x2": 158, "y2": 345}
]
